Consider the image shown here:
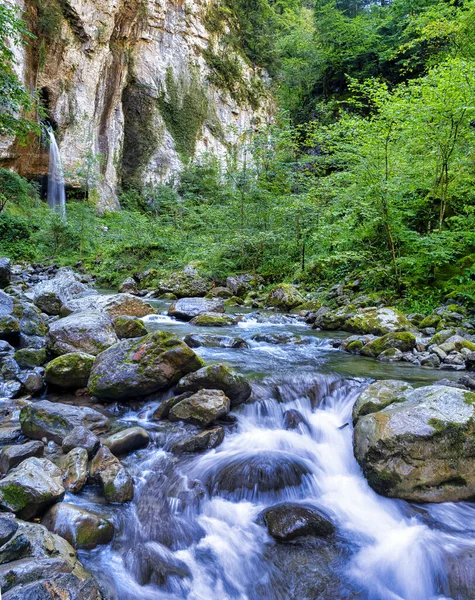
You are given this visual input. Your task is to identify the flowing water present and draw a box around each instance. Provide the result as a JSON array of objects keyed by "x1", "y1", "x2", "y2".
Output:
[
  {"x1": 69, "y1": 304, "x2": 475, "y2": 600},
  {"x1": 47, "y1": 129, "x2": 66, "y2": 219}
]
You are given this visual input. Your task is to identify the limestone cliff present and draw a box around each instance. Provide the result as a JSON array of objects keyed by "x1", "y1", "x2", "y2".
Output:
[{"x1": 0, "y1": 0, "x2": 268, "y2": 211}]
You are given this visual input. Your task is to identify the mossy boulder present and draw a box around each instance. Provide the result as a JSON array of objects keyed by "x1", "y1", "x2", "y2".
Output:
[
  {"x1": 14, "y1": 348, "x2": 47, "y2": 368},
  {"x1": 156, "y1": 270, "x2": 210, "y2": 298},
  {"x1": 0, "y1": 457, "x2": 64, "y2": 518},
  {"x1": 47, "y1": 311, "x2": 118, "y2": 356},
  {"x1": 0, "y1": 315, "x2": 20, "y2": 342},
  {"x1": 360, "y1": 332, "x2": 416, "y2": 358},
  {"x1": 45, "y1": 352, "x2": 95, "y2": 389},
  {"x1": 88, "y1": 331, "x2": 204, "y2": 401},
  {"x1": 20, "y1": 399, "x2": 110, "y2": 444},
  {"x1": 41, "y1": 503, "x2": 114, "y2": 550},
  {"x1": 226, "y1": 275, "x2": 261, "y2": 298},
  {"x1": 345, "y1": 307, "x2": 416, "y2": 336},
  {"x1": 354, "y1": 385, "x2": 475, "y2": 502},
  {"x1": 113, "y1": 315, "x2": 147, "y2": 339},
  {"x1": 313, "y1": 306, "x2": 355, "y2": 330},
  {"x1": 266, "y1": 284, "x2": 305, "y2": 311},
  {"x1": 89, "y1": 446, "x2": 134, "y2": 504},
  {"x1": 169, "y1": 389, "x2": 230, "y2": 426},
  {"x1": 352, "y1": 380, "x2": 413, "y2": 422},
  {"x1": 189, "y1": 312, "x2": 236, "y2": 327},
  {"x1": 419, "y1": 314, "x2": 441, "y2": 329},
  {"x1": 177, "y1": 363, "x2": 252, "y2": 406}
]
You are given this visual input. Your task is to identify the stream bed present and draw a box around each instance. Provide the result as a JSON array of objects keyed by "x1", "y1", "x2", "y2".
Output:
[{"x1": 64, "y1": 302, "x2": 475, "y2": 600}]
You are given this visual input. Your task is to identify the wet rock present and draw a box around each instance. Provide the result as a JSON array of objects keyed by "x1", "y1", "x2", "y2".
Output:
[
  {"x1": 177, "y1": 363, "x2": 252, "y2": 406},
  {"x1": 345, "y1": 307, "x2": 416, "y2": 336},
  {"x1": 41, "y1": 503, "x2": 114, "y2": 550},
  {"x1": 0, "y1": 515, "x2": 18, "y2": 546},
  {"x1": 420, "y1": 353, "x2": 441, "y2": 368},
  {"x1": 20, "y1": 399, "x2": 110, "y2": 444},
  {"x1": 124, "y1": 542, "x2": 191, "y2": 586},
  {"x1": 119, "y1": 277, "x2": 138, "y2": 294},
  {"x1": 17, "y1": 368, "x2": 44, "y2": 394},
  {"x1": 0, "y1": 315, "x2": 19, "y2": 343},
  {"x1": 183, "y1": 333, "x2": 249, "y2": 349},
  {"x1": 45, "y1": 352, "x2": 95, "y2": 388},
  {"x1": 30, "y1": 268, "x2": 93, "y2": 315},
  {"x1": 459, "y1": 374, "x2": 475, "y2": 391},
  {"x1": 62, "y1": 426, "x2": 100, "y2": 456},
  {"x1": 3, "y1": 574, "x2": 103, "y2": 600},
  {"x1": 151, "y1": 392, "x2": 193, "y2": 420},
  {"x1": 189, "y1": 312, "x2": 236, "y2": 326},
  {"x1": 14, "y1": 347, "x2": 47, "y2": 368},
  {"x1": 259, "y1": 503, "x2": 335, "y2": 541},
  {"x1": 90, "y1": 446, "x2": 134, "y2": 503},
  {"x1": 103, "y1": 426, "x2": 150, "y2": 456},
  {"x1": 0, "y1": 340, "x2": 14, "y2": 357},
  {"x1": 61, "y1": 293, "x2": 156, "y2": 318},
  {"x1": 0, "y1": 424, "x2": 22, "y2": 443},
  {"x1": 62, "y1": 447, "x2": 88, "y2": 493},
  {"x1": 226, "y1": 274, "x2": 258, "y2": 298},
  {"x1": 169, "y1": 389, "x2": 230, "y2": 426},
  {"x1": 0, "y1": 258, "x2": 11, "y2": 289},
  {"x1": 48, "y1": 311, "x2": 118, "y2": 356},
  {"x1": 283, "y1": 409, "x2": 309, "y2": 431},
  {"x1": 88, "y1": 331, "x2": 204, "y2": 401},
  {"x1": 266, "y1": 284, "x2": 304, "y2": 311},
  {"x1": 170, "y1": 426, "x2": 225, "y2": 454},
  {"x1": 207, "y1": 451, "x2": 311, "y2": 497},
  {"x1": 360, "y1": 332, "x2": 416, "y2": 358},
  {"x1": 1, "y1": 356, "x2": 19, "y2": 379},
  {"x1": 353, "y1": 380, "x2": 414, "y2": 422},
  {"x1": 0, "y1": 380, "x2": 21, "y2": 399},
  {"x1": 0, "y1": 441, "x2": 44, "y2": 474},
  {"x1": 251, "y1": 333, "x2": 309, "y2": 345},
  {"x1": 466, "y1": 351, "x2": 475, "y2": 370},
  {"x1": 168, "y1": 297, "x2": 225, "y2": 321},
  {"x1": 354, "y1": 385, "x2": 475, "y2": 502},
  {"x1": 156, "y1": 270, "x2": 210, "y2": 298},
  {"x1": 113, "y1": 315, "x2": 147, "y2": 338},
  {"x1": 0, "y1": 457, "x2": 64, "y2": 518}
]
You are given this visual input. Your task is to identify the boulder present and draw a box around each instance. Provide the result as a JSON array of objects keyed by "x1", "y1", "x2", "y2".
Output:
[
  {"x1": 352, "y1": 380, "x2": 413, "y2": 422},
  {"x1": 30, "y1": 268, "x2": 93, "y2": 315},
  {"x1": 189, "y1": 312, "x2": 236, "y2": 327},
  {"x1": 169, "y1": 389, "x2": 230, "y2": 426},
  {"x1": 113, "y1": 315, "x2": 147, "y2": 339},
  {"x1": 155, "y1": 270, "x2": 210, "y2": 298},
  {"x1": 123, "y1": 542, "x2": 191, "y2": 587},
  {"x1": 0, "y1": 257, "x2": 11, "y2": 289},
  {"x1": 41, "y1": 503, "x2": 114, "y2": 550},
  {"x1": 345, "y1": 307, "x2": 416, "y2": 336},
  {"x1": 378, "y1": 347, "x2": 404, "y2": 362},
  {"x1": 88, "y1": 331, "x2": 204, "y2": 401},
  {"x1": 60, "y1": 293, "x2": 156, "y2": 318},
  {"x1": 90, "y1": 446, "x2": 134, "y2": 504},
  {"x1": 118, "y1": 277, "x2": 138, "y2": 294},
  {"x1": 259, "y1": 503, "x2": 335, "y2": 542},
  {"x1": 20, "y1": 399, "x2": 110, "y2": 444},
  {"x1": 48, "y1": 311, "x2": 118, "y2": 356},
  {"x1": 183, "y1": 334, "x2": 249, "y2": 349},
  {"x1": 151, "y1": 392, "x2": 193, "y2": 420},
  {"x1": 360, "y1": 332, "x2": 416, "y2": 358},
  {"x1": 62, "y1": 426, "x2": 100, "y2": 456},
  {"x1": 0, "y1": 458, "x2": 64, "y2": 518},
  {"x1": 168, "y1": 297, "x2": 225, "y2": 321},
  {"x1": 170, "y1": 426, "x2": 225, "y2": 454},
  {"x1": 177, "y1": 364, "x2": 252, "y2": 406},
  {"x1": 0, "y1": 441, "x2": 44, "y2": 474},
  {"x1": 283, "y1": 409, "x2": 309, "y2": 431},
  {"x1": 103, "y1": 426, "x2": 150, "y2": 456},
  {"x1": 226, "y1": 274, "x2": 258, "y2": 298},
  {"x1": 45, "y1": 352, "x2": 95, "y2": 388},
  {"x1": 0, "y1": 315, "x2": 19, "y2": 343},
  {"x1": 14, "y1": 347, "x2": 47, "y2": 368},
  {"x1": 251, "y1": 333, "x2": 308, "y2": 345},
  {"x1": 17, "y1": 368, "x2": 44, "y2": 394},
  {"x1": 209, "y1": 286, "x2": 233, "y2": 298},
  {"x1": 354, "y1": 385, "x2": 475, "y2": 502},
  {"x1": 62, "y1": 447, "x2": 88, "y2": 493},
  {"x1": 312, "y1": 305, "x2": 354, "y2": 331},
  {"x1": 266, "y1": 284, "x2": 304, "y2": 311}
]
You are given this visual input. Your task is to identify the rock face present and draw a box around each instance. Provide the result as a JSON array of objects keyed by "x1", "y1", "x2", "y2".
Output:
[
  {"x1": 177, "y1": 364, "x2": 252, "y2": 406},
  {"x1": 354, "y1": 384, "x2": 475, "y2": 502},
  {"x1": 0, "y1": 457, "x2": 65, "y2": 518},
  {"x1": 2, "y1": 0, "x2": 266, "y2": 211},
  {"x1": 20, "y1": 399, "x2": 110, "y2": 444},
  {"x1": 61, "y1": 294, "x2": 156, "y2": 318},
  {"x1": 41, "y1": 503, "x2": 114, "y2": 550},
  {"x1": 48, "y1": 311, "x2": 118, "y2": 356},
  {"x1": 45, "y1": 352, "x2": 95, "y2": 388},
  {"x1": 168, "y1": 298, "x2": 225, "y2": 321},
  {"x1": 89, "y1": 331, "x2": 204, "y2": 400}
]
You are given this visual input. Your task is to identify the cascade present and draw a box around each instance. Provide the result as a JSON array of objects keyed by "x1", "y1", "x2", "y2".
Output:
[{"x1": 47, "y1": 129, "x2": 66, "y2": 219}]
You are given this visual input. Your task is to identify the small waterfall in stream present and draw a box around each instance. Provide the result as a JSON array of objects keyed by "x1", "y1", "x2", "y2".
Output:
[{"x1": 47, "y1": 129, "x2": 66, "y2": 219}]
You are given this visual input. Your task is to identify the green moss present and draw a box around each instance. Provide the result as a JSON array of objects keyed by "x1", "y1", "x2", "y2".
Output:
[
  {"x1": 347, "y1": 340, "x2": 363, "y2": 353},
  {"x1": 15, "y1": 348, "x2": 47, "y2": 367},
  {"x1": 0, "y1": 483, "x2": 30, "y2": 512},
  {"x1": 191, "y1": 314, "x2": 234, "y2": 326},
  {"x1": 419, "y1": 314, "x2": 441, "y2": 328},
  {"x1": 365, "y1": 466, "x2": 402, "y2": 496},
  {"x1": 463, "y1": 392, "x2": 475, "y2": 405},
  {"x1": 157, "y1": 68, "x2": 209, "y2": 161},
  {"x1": 361, "y1": 332, "x2": 416, "y2": 358}
]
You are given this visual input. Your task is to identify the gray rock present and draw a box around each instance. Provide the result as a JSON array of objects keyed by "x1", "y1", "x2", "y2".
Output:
[
  {"x1": 259, "y1": 503, "x2": 335, "y2": 541},
  {"x1": 168, "y1": 297, "x2": 225, "y2": 321},
  {"x1": 354, "y1": 385, "x2": 475, "y2": 502},
  {"x1": 113, "y1": 315, "x2": 147, "y2": 339},
  {"x1": 226, "y1": 274, "x2": 257, "y2": 298},
  {"x1": 30, "y1": 268, "x2": 93, "y2": 315},
  {"x1": 20, "y1": 399, "x2": 110, "y2": 444},
  {"x1": 420, "y1": 353, "x2": 441, "y2": 368},
  {"x1": 62, "y1": 426, "x2": 99, "y2": 456},
  {"x1": 88, "y1": 331, "x2": 204, "y2": 401},
  {"x1": 345, "y1": 307, "x2": 417, "y2": 335},
  {"x1": 156, "y1": 270, "x2": 210, "y2": 298},
  {"x1": 119, "y1": 277, "x2": 138, "y2": 294},
  {"x1": 17, "y1": 368, "x2": 45, "y2": 394},
  {"x1": 353, "y1": 380, "x2": 413, "y2": 422},
  {"x1": 0, "y1": 381, "x2": 21, "y2": 399},
  {"x1": 61, "y1": 293, "x2": 156, "y2": 318},
  {"x1": 123, "y1": 542, "x2": 191, "y2": 587},
  {"x1": 151, "y1": 392, "x2": 193, "y2": 420},
  {"x1": 62, "y1": 447, "x2": 88, "y2": 493},
  {"x1": 170, "y1": 426, "x2": 225, "y2": 454},
  {"x1": 45, "y1": 352, "x2": 95, "y2": 388},
  {"x1": 177, "y1": 363, "x2": 252, "y2": 407},
  {"x1": 103, "y1": 426, "x2": 150, "y2": 456},
  {"x1": 266, "y1": 284, "x2": 304, "y2": 311},
  {"x1": 0, "y1": 258, "x2": 11, "y2": 289},
  {"x1": 183, "y1": 334, "x2": 249, "y2": 349},
  {"x1": 0, "y1": 457, "x2": 65, "y2": 518},
  {"x1": 0, "y1": 441, "x2": 44, "y2": 474},
  {"x1": 0, "y1": 515, "x2": 18, "y2": 546},
  {"x1": 48, "y1": 311, "x2": 118, "y2": 356},
  {"x1": 41, "y1": 502, "x2": 114, "y2": 550},
  {"x1": 169, "y1": 389, "x2": 230, "y2": 426},
  {"x1": 90, "y1": 446, "x2": 134, "y2": 503}
]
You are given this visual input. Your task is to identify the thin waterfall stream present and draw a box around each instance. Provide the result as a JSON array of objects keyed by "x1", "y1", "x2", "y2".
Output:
[
  {"x1": 47, "y1": 129, "x2": 66, "y2": 219},
  {"x1": 59, "y1": 304, "x2": 475, "y2": 600}
]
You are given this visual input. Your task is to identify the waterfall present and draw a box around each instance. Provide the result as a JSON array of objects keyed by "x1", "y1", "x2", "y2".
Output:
[{"x1": 47, "y1": 129, "x2": 66, "y2": 219}]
